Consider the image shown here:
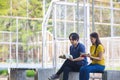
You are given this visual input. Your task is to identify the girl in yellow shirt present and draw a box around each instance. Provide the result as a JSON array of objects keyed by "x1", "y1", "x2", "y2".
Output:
[{"x1": 79, "y1": 32, "x2": 105, "y2": 80}]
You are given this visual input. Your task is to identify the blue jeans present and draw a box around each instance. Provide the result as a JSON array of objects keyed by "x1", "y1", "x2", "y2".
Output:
[{"x1": 79, "y1": 64, "x2": 105, "y2": 80}]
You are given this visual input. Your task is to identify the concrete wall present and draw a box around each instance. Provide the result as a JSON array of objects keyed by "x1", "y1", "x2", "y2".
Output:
[
  {"x1": 59, "y1": 72, "x2": 79, "y2": 80},
  {"x1": 35, "y1": 68, "x2": 55, "y2": 80},
  {"x1": 103, "y1": 70, "x2": 120, "y2": 80}
]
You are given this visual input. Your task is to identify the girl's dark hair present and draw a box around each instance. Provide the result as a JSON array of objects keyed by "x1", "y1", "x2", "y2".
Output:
[
  {"x1": 69, "y1": 33, "x2": 79, "y2": 41},
  {"x1": 90, "y1": 32, "x2": 101, "y2": 46},
  {"x1": 90, "y1": 32, "x2": 102, "y2": 54}
]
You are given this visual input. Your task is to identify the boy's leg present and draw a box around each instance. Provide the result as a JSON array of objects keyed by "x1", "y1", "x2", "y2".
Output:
[
  {"x1": 56, "y1": 59, "x2": 72, "y2": 75},
  {"x1": 63, "y1": 66, "x2": 72, "y2": 80},
  {"x1": 62, "y1": 62, "x2": 82, "y2": 80},
  {"x1": 48, "y1": 60, "x2": 76, "y2": 80}
]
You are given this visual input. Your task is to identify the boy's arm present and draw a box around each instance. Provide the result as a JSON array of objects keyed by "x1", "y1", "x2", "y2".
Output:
[
  {"x1": 71, "y1": 44, "x2": 86, "y2": 61},
  {"x1": 70, "y1": 56, "x2": 84, "y2": 61}
]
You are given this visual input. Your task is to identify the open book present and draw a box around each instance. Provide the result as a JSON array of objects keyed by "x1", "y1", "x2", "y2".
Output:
[{"x1": 59, "y1": 54, "x2": 73, "y2": 59}]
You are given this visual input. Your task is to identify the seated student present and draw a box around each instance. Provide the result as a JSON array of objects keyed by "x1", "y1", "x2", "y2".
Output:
[
  {"x1": 79, "y1": 32, "x2": 105, "y2": 80},
  {"x1": 48, "y1": 33, "x2": 87, "y2": 80}
]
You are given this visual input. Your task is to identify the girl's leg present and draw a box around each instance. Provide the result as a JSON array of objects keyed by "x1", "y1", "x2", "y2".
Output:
[
  {"x1": 80, "y1": 64, "x2": 105, "y2": 80},
  {"x1": 79, "y1": 65, "x2": 88, "y2": 80}
]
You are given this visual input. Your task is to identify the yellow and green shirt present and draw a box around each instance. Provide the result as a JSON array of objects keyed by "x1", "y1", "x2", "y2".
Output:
[{"x1": 90, "y1": 44, "x2": 105, "y2": 66}]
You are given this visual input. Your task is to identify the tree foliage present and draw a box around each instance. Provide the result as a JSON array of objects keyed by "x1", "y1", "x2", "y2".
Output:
[
  {"x1": 0, "y1": 0, "x2": 43, "y2": 59},
  {"x1": 0, "y1": 0, "x2": 10, "y2": 15},
  {"x1": 0, "y1": 0, "x2": 120, "y2": 62}
]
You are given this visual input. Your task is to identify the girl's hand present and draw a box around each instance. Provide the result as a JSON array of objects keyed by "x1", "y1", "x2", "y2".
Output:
[
  {"x1": 86, "y1": 54, "x2": 90, "y2": 57},
  {"x1": 86, "y1": 53, "x2": 92, "y2": 57},
  {"x1": 87, "y1": 54, "x2": 93, "y2": 60}
]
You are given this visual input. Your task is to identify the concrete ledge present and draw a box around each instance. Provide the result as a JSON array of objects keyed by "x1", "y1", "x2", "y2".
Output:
[
  {"x1": 103, "y1": 70, "x2": 120, "y2": 80},
  {"x1": 59, "y1": 72, "x2": 79, "y2": 80},
  {"x1": 35, "y1": 68, "x2": 55, "y2": 80},
  {"x1": 59, "y1": 72, "x2": 102, "y2": 80},
  {"x1": 59, "y1": 70, "x2": 120, "y2": 80},
  {"x1": 9, "y1": 69, "x2": 26, "y2": 80},
  {"x1": 90, "y1": 71, "x2": 104, "y2": 80}
]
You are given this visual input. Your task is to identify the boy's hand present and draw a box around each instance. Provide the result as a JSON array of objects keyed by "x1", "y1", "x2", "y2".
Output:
[
  {"x1": 81, "y1": 54, "x2": 87, "y2": 57},
  {"x1": 59, "y1": 55, "x2": 66, "y2": 59},
  {"x1": 59, "y1": 54, "x2": 73, "y2": 59}
]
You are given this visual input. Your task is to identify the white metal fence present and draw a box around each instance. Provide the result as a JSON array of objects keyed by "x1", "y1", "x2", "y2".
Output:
[{"x1": 0, "y1": 0, "x2": 120, "y2": 70}]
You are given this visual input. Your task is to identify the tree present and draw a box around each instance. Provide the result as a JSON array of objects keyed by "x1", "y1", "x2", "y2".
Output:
[
  {"x1": 0, "y1": 0, "x2": 43, "y2": 63},
  {"x1": 0, "y1": 0, "x2": 10, "y2": 15}
]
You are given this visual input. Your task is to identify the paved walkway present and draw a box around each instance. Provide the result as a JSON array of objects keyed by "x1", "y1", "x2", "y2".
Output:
[
  {"x1": 0, "y1": 76, "x2": 34, "y2": 80},
  {"x1": 0, "y1": 78, "x2": 7, "y2": 80}
]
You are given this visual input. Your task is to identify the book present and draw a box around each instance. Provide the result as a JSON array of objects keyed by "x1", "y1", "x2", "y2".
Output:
[{"x1": 59, "y1": 54, "x2": 73, "y2": 59}]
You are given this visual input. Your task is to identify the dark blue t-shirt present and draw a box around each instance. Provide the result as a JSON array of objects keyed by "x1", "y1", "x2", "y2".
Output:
[{"x1": 70, "y1": 43, "x2": 87, "y2": 65}]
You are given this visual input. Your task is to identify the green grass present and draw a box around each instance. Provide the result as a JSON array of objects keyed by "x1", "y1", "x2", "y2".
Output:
[
  {"x1": 0, "y1": 70, "x2": 35, "y2": 77},
  {"x1": 26, "y1": 70, "x2": 35, "y2": 77},
  {"x1": 0, "y1": 70, "x2": 8, "y2": 76},
  {"x1": 105, "y1": 67, "x2": 120, "y2": 70}
]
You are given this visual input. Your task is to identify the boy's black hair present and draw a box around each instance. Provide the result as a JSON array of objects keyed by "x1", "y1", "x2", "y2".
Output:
[{"x1": 69, "y1": 33, "x2": 79, "y2": 41}]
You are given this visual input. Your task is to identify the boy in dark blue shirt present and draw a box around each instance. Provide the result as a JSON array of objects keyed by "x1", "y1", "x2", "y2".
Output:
[{"x1": 49, "y1": 33, "x2": 87, "y2": 80}]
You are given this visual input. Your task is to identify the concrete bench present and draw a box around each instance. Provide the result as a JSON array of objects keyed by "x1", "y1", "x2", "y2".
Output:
[
  {"x1": 34, "y1": 68, "x2": 55, "y2": 80},
  {"x1": 91, "y1": 70, "x2": 120, "y2": 80},
  {"x1": 59, "y1": 72, "x2": 103, "y2": 80},
  {"x1": 103, "y1": 70, "x2": 120, "y2": 80},
  {"x1": 90, "y1": 71, "x2": 104, "y2": 80},
  {"x1": 34, "y1": 69, "x2": 120, "y2": 80},
  {"x1": 9, "y1": 68, "x2": 55, "y2": 80},
  {"x1": 59, "y1": 72, "x2": 79, "y2": 80},
  {"x1": 59, "y1": 70, "x2": 120, "y2": 80}
]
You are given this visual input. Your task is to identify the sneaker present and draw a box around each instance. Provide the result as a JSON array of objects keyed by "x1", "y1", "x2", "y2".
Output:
[{"x1": 48, "y1": 74, "x2": 59, "y2": 80}]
